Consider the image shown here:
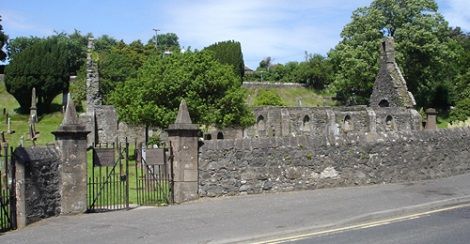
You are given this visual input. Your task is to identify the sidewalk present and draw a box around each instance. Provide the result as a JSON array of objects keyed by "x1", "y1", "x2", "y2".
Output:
[{"x1": 2, "y1": 173, "x2": 470, "y2": 244}]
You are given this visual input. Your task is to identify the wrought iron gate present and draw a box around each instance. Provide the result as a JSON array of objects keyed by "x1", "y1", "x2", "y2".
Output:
[
  {"x1": 135, "y1": 142, "x2": 174, "y2": 205},
  {"x1": 0, "y1": 144, "x2": 16, "y2": 232},
  {"x1": 87, "y1": 139, "x2": 173, "y2": 213},
  {"x1": 87, "y1": 141, "x2": 129, "y2": 212}
]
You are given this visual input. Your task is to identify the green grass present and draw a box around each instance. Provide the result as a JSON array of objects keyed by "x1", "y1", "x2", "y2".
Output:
[
  {"x1": 0, "y1": 80, "x2": 64, "y2": 147},
  {"x1": 245, "y1": 87, "x2": 336, "y2": 107}
]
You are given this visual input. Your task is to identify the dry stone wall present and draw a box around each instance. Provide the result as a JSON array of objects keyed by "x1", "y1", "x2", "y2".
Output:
[
  {"x1": 14, "y1": 146, "x2": 61, "y2": 224},
  {"x1": 198, "y1": 127, "x2": 470, "y2": 197}
]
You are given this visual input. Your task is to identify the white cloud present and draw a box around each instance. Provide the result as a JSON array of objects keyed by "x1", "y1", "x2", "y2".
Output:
[
  {"x1": 160, "y1": 0, "x2": 370, "y2": 68},
  {"x1": 441, "y1": 0, "x2": 470, "y2": 30},
  {"x1": 2, "y1": 10, "x2": 53, "y2": 37}
]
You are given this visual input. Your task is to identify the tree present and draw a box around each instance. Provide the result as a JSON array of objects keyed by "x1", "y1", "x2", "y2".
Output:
[
  {"x1": 7, "y1": 36, "x2": 42, "y2": 61},
  {"x1": 0, "y1": 15, "x2": 7, "y2": 61},
  {"x1": 109, "y1": 50, "x2": 254, "y2": 128},
  {"x1": 204, "y1": 40, "x2": 245, "y2": 79},
  {"x1": 5, "y1": 38, "x2": 72, "y2": 112},
  {"x1": 147, "y1": 32, "x2": 180, "y2": 54},
  {"x1": 98, "y1": 44, "x2": 144, "y2": 103},
  {"x1": 284, "y1": 54, "x2": 333, "y2": 89},
  {"x1": 328, "y1": 0, "x2": 458, "y2": 107}
]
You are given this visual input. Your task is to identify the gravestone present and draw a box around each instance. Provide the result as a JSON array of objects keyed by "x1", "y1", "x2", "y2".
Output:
[{"x1": 30, "y1": 87, "x2": 37, "y2": 123}]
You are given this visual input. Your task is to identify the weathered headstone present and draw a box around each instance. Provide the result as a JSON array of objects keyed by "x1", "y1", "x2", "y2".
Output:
[
  {"x1": 7, "y1": 117, "x2": 12, "y2": 134},
  {"x1": 30, "y1": 87, "x2": 37, "y2": 123}
]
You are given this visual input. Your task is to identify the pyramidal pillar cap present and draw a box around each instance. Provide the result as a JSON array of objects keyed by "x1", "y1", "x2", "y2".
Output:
[
  {"x1": 52, "y1": 93, "x2": 90, "y2": 135},
  {"x1": 167, "y1": 99, "x2": 199, "y2": 131}
]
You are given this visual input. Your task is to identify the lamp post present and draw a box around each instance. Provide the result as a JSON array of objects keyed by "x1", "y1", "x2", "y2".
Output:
[{"x1": 152, "y1": 28, "x2": 160, "y2": 50}]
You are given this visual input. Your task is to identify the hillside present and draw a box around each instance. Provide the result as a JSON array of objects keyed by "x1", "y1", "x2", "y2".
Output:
[
  {"x1": 0, "y1": 79, "x2": 64, "y2": 147},
  {"x1": 245, "y1": 86, "x2": 336, "y2": 107}
]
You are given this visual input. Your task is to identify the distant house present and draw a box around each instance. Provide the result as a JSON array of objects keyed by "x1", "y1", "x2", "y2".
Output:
[{"x1": 244, "y1": 65, "x2": 254, "y2": 75}]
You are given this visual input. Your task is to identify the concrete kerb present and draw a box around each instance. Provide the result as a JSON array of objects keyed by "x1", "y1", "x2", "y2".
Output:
[{"x1": 219, "y1": 195, "x2": 470, "y2": 244}]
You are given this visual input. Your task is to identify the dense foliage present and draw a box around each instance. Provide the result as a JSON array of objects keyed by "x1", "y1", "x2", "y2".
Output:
[
  {"x1": 205, "y1": 40, "x2": 245, "y2": 79},
  {"x1": 253, "y1": 89, "x2": 285, "y2": 106},
  {"x1": 328, "y1": 0, "x2": 458, "y2": 107},
  {"x1": 5, "y1": 38, "x2": 73, "y2": 112},
  {"x1": 109, "y1": 51, "x2": 254, "y2": 128},
  {"x1": 246, "y1": 54, "x2": 333, "y2": 90}
]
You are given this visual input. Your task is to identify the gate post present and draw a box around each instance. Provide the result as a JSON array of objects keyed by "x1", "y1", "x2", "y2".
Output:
[
  {"x1": 166, "y1": 100, "x2": 200, "y2": 203},
  {"x1": 52, "y1": 94, "x2": 90, "y2": 214}
]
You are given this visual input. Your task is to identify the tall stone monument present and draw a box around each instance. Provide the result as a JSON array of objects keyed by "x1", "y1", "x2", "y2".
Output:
[
  {"x1": 166, "y1": 100, "x2": 200, "y2": 203},
  {"x1": 52, "y1": 94, "x2": 90, "y2": 214},
  {"x1": 86, "y1": 36, "x2": 101, "y2": 114},
  {"x1": 370, "y1": 37, "x2": 416, "y2": 108},
  {"x1": 30, "y1": 87, "x2": 37, "y2": 123}
]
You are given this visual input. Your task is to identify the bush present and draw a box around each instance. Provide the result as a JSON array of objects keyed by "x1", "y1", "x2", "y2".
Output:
[
  {"x1": 449, "y1": 98, "x2": 470, "y2": 122},
  {"x1": 253, "y1": 89, "x2": 285, "y2": 106}
]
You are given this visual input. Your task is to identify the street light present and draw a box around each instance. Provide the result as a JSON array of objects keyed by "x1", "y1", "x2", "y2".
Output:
[{"x1": 152, "y1": 28, "x2": 160, "y2": 50}]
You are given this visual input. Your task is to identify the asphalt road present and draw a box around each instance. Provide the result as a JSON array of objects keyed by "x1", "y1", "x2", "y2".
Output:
[{"x1": 288, "y1": 206, "x2": 470, "y2": 244}]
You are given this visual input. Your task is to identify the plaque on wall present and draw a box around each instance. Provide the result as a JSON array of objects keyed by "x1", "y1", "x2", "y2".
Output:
[
  {"x1": 93, "y1": 148, "x2": 115, "y2": 167},
  {"x1": 144, "y1": 148, "x2": 165, "y2": 165}
]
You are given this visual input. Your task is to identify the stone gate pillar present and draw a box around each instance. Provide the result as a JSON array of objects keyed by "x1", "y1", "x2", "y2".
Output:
[
  {"x1": 52, "y1": 94, "x2": 90, "y2": 214},
  {"x1": 166, "y1": 100, "x2": 200, "y2": 203},
  {"x1": 425, "y1": 108, "x2": 437, "y2": 131}
]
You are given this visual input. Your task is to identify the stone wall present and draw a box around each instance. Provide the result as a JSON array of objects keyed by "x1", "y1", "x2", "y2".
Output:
[
  {"x1": 198, "y1": 127, "x2": 470, "y2": 197},
  {"x1": 239, "y1": 106, "x2": 421, "y2": 139},
  {"x1": 242, "y1": 81, "x2": 307, "y2": 89},
  {"x1": 14, "y1": 146, "x2": 61, "y2": 225}
]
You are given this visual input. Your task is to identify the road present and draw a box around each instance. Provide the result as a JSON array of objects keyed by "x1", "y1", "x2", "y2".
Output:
[
  {"x1": 2, "y1": 173, "x2": 470, "y2": 244},
  {"x1": 285, "y1": 206, "x2": 470, "y2": 244}
]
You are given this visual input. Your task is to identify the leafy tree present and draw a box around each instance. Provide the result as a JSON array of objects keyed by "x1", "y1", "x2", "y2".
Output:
[
  {"x1": 7, "y1": 36, "x2": 42, "y2": 60},
  {"x1": 5, "y1": 38, "x2": 72, "y2": 112},
  {"x1": 328, "y1": 0, "x2": 458, "y2": 107},
  {"x1": 284, "y1": 54, "x2": 333, "y2": 89},
  {"x1": 0, "y1": 16, "x2": 7, "y2": 61},
  {"x1": 109, "y1": 50, "x2": 254, "y2": 128},
  {"x1": 98, "y1": 44, "x2": 144, "y2": 103},
  {"x1": 94, "y1": 35, "x2": 118, "y2": 52},
  {"x1": 253, "y1": 89, "x2": 285, "y2": 106},
  {"x1": 148, "y1": 32, "x2": 180, "y2": 54},
  {"x1": 204, "y1": 40, "x2": 245, "y2": 78}
]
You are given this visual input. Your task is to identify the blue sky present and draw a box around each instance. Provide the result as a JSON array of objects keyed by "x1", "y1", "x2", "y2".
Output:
[{"x1": 2, "y1": 0, "x2": 469, "y2": 68}]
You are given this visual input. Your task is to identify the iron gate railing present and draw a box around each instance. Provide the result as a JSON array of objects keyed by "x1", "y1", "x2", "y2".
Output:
[
  {"x1": 87, "y1": 141, "x2": 129, "y2": 213},
  {"x1": 87, "y1": 139, "x2": 174, "y2": 213},
  {"x1": 135, "y1": 141, "x2": 174, "y2": 205},
  {"x1": 0, "y1": 144, "x2": 16, "y2": 232}
]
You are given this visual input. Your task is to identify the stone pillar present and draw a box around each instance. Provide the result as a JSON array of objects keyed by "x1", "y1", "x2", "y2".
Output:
[
  {"x1": 166, "y1": 100, "x2": 200, "y2": 203},
  {"x1": 30, "y1": 87, "x2": 37, "y2": 123},
  {"x1": 86, "y1": 36, "x2": 101, "y2": 114},
  {"x1": 52, "y1": 94, "x2": 90, "y2": 214},
  {"x1": 425, "y1": 108, "x2": 437, "y2": 131}
]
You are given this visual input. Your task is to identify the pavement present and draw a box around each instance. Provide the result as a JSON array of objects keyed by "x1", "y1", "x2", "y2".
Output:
[{"x1": 2, "y1": 173, "x2": 470, "y2": 244}]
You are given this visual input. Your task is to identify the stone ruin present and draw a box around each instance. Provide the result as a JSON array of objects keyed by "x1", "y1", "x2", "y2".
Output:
[
  {"x1": 80, "y1": 36, "x2": 150, "y2": 146},
  {"x1": 207, "y1": 38, "x2": 422, "y2": 140},
  {"x1": 86, "y1": 37, "x2": 428, "y2": 145}
]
